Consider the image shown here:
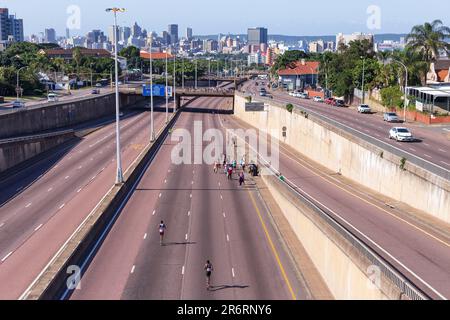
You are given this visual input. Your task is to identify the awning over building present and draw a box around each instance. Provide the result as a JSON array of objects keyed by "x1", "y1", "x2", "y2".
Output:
[{"x1": 407, "y1": 84, "x2": 450, "y2": 113}]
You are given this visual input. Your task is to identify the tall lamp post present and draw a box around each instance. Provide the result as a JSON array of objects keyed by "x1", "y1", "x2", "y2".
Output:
[
  {"x1": 106, "y1": 7, "x2": 125, "y2": 185},
  {"x1": 16, "y1": 66, "x2": 27, "y2": 101},
  {"x1": 173, "y1": 53, "x2": 176, "y2": 114},
  {"x1": 165, "y1": 50, "x2": 169, "y2": 123},
  {"x1": 195, "y1": 59, "x2": 198, "y2": 89},
  {"x1": 361, "y1": 56, "x2": 366, "y2": 104},
  {"x1": 150, "y1": 37, "x2": 155, "y2": 141}
]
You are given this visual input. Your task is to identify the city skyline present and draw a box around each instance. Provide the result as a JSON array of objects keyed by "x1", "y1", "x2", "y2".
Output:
[{"x1": 1, "y1": 0, "x2": 449, "y2": 37}]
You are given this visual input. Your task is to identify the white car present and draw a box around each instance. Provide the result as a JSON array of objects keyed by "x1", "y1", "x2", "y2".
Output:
[
  {"x1": 358, "y1": 104, "x2": 372, "y2": 113},
  {"x1": 313, "y1": 96, "x2": 324, "y2": 103},
  {"x1": 47, "y1": 93, "x2": 59, "y2": 102},
  {"x1": 389, "y1": 127, "x2": 414, "y2": 142}
]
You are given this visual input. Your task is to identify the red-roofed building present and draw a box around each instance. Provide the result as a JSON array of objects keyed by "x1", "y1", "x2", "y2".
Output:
[
  {"x1": 140, "y1": 50, "x2": 174, "y2": 60},
  {"x1": 427, "y1": 59, "x2": 450, "y2": 84},
  {"x1": 278, "y1": 59, "x2": 320, "y2": 90},
  {"x1": 38, "y1": 48, "x2": 111, "y2": 61}
]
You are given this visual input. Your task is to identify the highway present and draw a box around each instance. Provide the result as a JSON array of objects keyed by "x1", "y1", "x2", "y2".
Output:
[
  {"x1": 0, "y1": 102, "x2": 169, "y2": 299},
  {"x1": 0, "y1": 87, "x2": 114, "y2": 115},
  {"x1": 242, "y1": 81, "x2": 450, "y2": 179},
  {"x1": 70, "y1": 97, "x2": 305, "y2": 300},
  {"x1": 223, "y1": 110, "x2": 450, "y2": 299}
]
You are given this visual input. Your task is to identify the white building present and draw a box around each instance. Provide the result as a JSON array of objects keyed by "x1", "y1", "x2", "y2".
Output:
[{"x1": 336, "y1": 32, "x2": 374, "y2": 48}]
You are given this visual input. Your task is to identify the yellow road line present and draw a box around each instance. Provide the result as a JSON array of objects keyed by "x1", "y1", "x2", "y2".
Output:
[
  {"x1": 246, "y1": 189, "x2": 297, "y2": 300},
  {"x1": 227, "y1": 116, "x2": 450, "y2": 248}
]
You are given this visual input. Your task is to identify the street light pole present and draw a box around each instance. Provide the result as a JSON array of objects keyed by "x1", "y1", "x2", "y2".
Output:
[
  {"x1": 165, "y1": 50, "x2": 169, "y2": 123},
  {"x1": 90, "y1": 63, "x2": 94, "y2": 88},
  {"x1": 173, "y1": 53, "x2": 176, "y2": 114},
  {"x1": 182, "y1": 57, "x2": 185, "y2": 89},
  {"x1": 150, "y1": 37, "x2": 155, "y2": 141},
  {"x1": 195, "y1": 59, "x2": 198, "y2": 89},
  {"x1": 106, "y1": 7, "x2": 125, "y2": 185},
  {"x1": 393, "y1": 60, "x2": 408, "y2": 123},
  {"x1": 208, "y1": 58, "x2": 211, "y2": 88},
  {"x1": 361, "y1": 56, "x2": 366, "y2": 104},
  {"x1": 16, "y1": 66, "x2": 26, "y2": 100}
]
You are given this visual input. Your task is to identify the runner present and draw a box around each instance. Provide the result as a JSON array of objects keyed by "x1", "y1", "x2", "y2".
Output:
[
  {"x1": 239, "y1": 172, "x2": 245, "y2": 186},
  {"x1": 204, "y1": 260, "x2": 214, "y2": 290},
  {"x1": 159, "y1": 221, "x2": 167, "y2": 246}
]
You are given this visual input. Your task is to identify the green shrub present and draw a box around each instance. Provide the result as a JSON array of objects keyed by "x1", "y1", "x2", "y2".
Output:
[{"x1": 286, "y1": 103, "x2": 294, "y2": 113}]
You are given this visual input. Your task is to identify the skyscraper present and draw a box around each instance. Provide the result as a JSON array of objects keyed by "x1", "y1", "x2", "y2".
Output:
[
  {"x1": 186, "y1": 27, "x2": 193, "y2": 40},
  {"x1": 132, "y1": 22, "x2": 142, "y2": 38},
  {"x1": 0, "y1": 8, "x2": 24, "y2": 42},
  {"x1": 108, "y1": 25, "x2": 120, "y2": 42},
  {"x1": 247, "y1": 27, "x2": 268, "y2": 46},
  {"x1": 44, "y1": 28, "x2": 56, "y2": 43},
  {"x1": 168, "y1": 24, "x2": 178, "y2": 44}
]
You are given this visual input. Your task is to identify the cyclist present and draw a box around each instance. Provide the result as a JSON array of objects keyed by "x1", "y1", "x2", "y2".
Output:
[
  {"x1": 204, "y1": 260, "x2": 213, "y2": 290},
  {"x1": 159, "y1": 221, "x2": 167, "y2": 246}
]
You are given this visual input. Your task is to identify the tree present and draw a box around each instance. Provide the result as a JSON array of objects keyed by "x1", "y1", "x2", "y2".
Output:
[
  {"x1": 271, "y1": 50, "x2": 308, "y2": 74},
  {"x1": 380, "y1": 86, "x2": 403, "y2": 108},
  {"x1": 406, "y1": 20, "x2": 450, "y2": 63},
  {"x1": 72, "y1": 47, "x2": 82, "y2": 73}
]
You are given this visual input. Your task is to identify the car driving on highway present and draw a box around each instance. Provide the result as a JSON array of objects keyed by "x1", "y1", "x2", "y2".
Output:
[
  {"x1": 313, "y1": 96, "x2": 324, "y2": 103},
  {"x1": 12, "y1": 100, "x2": 25, "y2": 108},
  {"x1": 358, "y1": 104, "x2": 372, "y2": 113},
  {"x1": 384, "y1": 112, "x2": 401, "y2": 123},
  {"x1": 389, "y1": 127, "x2": 414, "y2": 142}
]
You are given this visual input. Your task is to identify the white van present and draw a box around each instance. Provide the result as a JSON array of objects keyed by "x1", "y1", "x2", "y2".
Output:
[{"x1": 48, "y1": 93, "x2": 59, "y2": 102}]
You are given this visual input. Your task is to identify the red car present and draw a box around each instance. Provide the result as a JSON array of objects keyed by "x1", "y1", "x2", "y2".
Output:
[{"x1": 325, "y1": 98, "x2": 335, "y2": 105}]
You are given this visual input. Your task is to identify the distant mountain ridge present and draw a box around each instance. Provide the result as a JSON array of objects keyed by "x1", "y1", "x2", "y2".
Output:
[{"x1": 194, "y1": 33, "x2": 408, "y2": 44}]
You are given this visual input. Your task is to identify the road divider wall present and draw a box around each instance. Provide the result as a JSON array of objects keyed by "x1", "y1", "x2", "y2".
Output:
[
  {"x1": 23, "y1": 111, "x2": 180, "y2": 300},
  {"x1": 0, "y1": 93, "x2": 145, "y2": 139},
  {"x1": 262, "y1": 173, "x2": 422, "y2": 300},
  {"x1": 0, "y1": 130, "x2": 75, "y2": 174},
  {"x1": 234, "y1": 93, "x2": 450, "y2": 223}
]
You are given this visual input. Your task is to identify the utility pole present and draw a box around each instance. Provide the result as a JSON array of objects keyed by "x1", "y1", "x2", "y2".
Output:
[
  {"x1": 173, "y1": 53, "x2": 176, "y2": 114},
  {"x1": 361, "y1": 56, "x2": 366, "y2": 104},
  {"x1": 165, "y1": 51, "x2": 169, "y2": 123},
  {"x1": 150, "y1": 37, "x2": 155, "y2": 141}
]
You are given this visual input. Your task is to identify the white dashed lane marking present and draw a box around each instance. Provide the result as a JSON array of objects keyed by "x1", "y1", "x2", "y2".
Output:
[
  {"x1": 1, "y1": 252, "x2": 13, "y2": 262},
  {"x1": 25, "y1": 203, "x2": 32, "y2": 208},
  {"x1": 34, "y1": 224, "x2": 43, "y2": 232}
]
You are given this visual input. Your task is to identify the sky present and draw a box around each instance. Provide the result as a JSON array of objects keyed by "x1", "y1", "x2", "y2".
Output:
[{"x1": 1, "y1": 0, "x2": 449, "y2": 37}]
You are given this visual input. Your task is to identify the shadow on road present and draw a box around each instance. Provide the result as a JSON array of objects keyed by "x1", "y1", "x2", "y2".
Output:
[
  {"x1": 162, "y1": 241, "x2": 197, "y2": 246},
  {"x1": 208, "y1": 284, "x2": 250, "y2": 292}
]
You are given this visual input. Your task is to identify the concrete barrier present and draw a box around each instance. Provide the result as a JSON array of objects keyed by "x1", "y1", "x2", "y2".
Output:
[
  {"x1": 262, "y1": 173, "x2": 421, "y2": 300},
  {"x1": 23, "y1": 111, "x2": 180, "y2": 300},
  {"x1": 0, "y1": 130, "x2": 75, "y2": 174},
  {"x1": 0, "y1": 93, "x2": 145, "y2": 139},
  {"x1": 234, "y1": 93, "x2": 450, "y2": 223}
]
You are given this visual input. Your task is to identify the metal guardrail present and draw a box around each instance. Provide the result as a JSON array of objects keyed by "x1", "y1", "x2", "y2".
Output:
[{"x1": 0, "y1": 129, "x2": 74, "y2": 144}]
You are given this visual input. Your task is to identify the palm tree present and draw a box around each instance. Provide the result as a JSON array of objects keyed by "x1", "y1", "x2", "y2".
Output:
[{"x1": 406, "y1": 20, "x2": 450, "y2": 63}]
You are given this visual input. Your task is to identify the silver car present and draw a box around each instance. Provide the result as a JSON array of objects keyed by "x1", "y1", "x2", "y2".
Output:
[{"x1": 384, "y1": 112, "x2": 401, "y2": 122}]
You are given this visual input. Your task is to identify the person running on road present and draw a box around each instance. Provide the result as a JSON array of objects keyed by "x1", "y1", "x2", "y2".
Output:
[
  {"x1": 159, "y1": 221, "x2": 167, "y2": 246},
  {"x1": 239, "y1": 172, "x2": 245, "y2": 186},
  {"x1": 204, "y1": 260, "x2": 214, "y2": 290},
  {"x1": 227, "y1": 166, "x2": 233, "y2": 180}
]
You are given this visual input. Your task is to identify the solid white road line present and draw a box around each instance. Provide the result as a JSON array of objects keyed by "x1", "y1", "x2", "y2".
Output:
[{"x1": 1, "y1": 252, "x2": 13, "y2": 262}]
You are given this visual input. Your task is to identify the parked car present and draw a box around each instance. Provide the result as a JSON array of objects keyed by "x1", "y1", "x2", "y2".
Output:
[
  {"x1": 334, "y1": 99, "x2": 345, "y2": 107},
  {"x1": 12, "y1": 100, "x2": 25, "y2": 108},
  {"x1": 91, "y1": 89, "x2": 100, "y2": 94},
  {"x1": 358, "y1": 104, "x2": 372, "y2": 113},
  {"x1": 47, "y1": 93, "x2": 59, "y2": 102},
  {"x1": 389, "y1": 127, "x2": 414, "y2": 142},
  {"x1": 313, "y1": 96, "x2": 324, "y2": 103},
  {"x1": 325, "y1": 98, "x2": 335, "y2": 105},
  {"x1": 384, "y1": 112, "x2": 401, "y2": 122}
]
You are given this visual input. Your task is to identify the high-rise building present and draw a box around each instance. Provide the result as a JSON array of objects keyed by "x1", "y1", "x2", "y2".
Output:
[
  {"x1": 108, "y1": 25, "x2": 120, "y2": 42},
  {"x1": 44, "y1": 28, "x2": 57, "y2": 43},
  {"x1": 121, "y1": 26, "x2": 131, "y2": 43},
  {"x1": 132, "y1": 22, "x2": 142, "y2": 38},
  {"x1": 162, "y1": 31, "x2": 171, "y2": 45},
  {"x1": 186, "y1": 27, "x2": 192, "y2": 40},
  {"x1": 336, "y1": 32, "x2": 374, "y2": 49},
  {"x1": 247, "y1": 27, "x2": 268, "y2": 46},
  {"x1": 168, "y1": 24, "x2": 178, "y2": 44},
  {"x1": 0, "y1": 8, "x2": 24, "y2": 43}
]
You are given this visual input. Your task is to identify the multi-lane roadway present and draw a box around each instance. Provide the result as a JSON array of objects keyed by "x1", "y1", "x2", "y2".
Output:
[
  {"x1": 242, "y1": 81, "x2": 450, "y2": 179},
  {"x1": 0, "y1": 103, "x2": 169, "y2": 299}
]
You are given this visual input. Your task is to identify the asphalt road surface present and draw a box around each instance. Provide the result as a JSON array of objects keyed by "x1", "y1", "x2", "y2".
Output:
[
  {"x1": 71, "y1": 96, "x2": 305, "y2": 300},
  {"x1": 0, "y1": 104, "x2": 168, "y2": 299}
]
